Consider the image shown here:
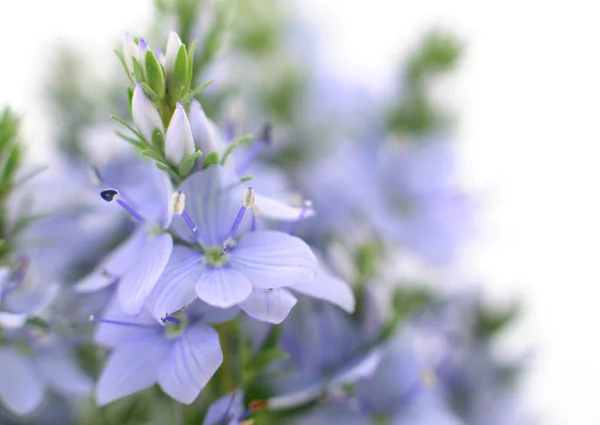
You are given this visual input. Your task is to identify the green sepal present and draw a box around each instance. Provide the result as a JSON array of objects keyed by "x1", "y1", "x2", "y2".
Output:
[
  {"x1": 150, "y1": 127, "x2": 164, "y2": 153},
  {"x1": 115, "y1": 131, "x2": 145, "y2": 150},
  {"x1": 140, "y1": 82, "x2": 160, "y2": 104},
  {"x1": 186, "y1": 40, "x2": 196, "y2": 87},
  {"x1": 240, "y1": 175, "x2": 253, "y2": 182},
  {"x1": 171, "y1": 45, "x2": 189, "y2": 102},
  {"x1": 131, "y1": 56, "x2": 145, "y2": 82},
  {"x1": 141, "y1": 149, "x2": 167, "y2": 164},
  {"x1": 155, "y1": 163, "x2": 181, "y2": 182},
  {"x1": 114, "y1": 49, "x2": 135, "y2": 85},
  {"x1": 179, "y1": 150, "x2": 204, "y2": 176},
  {"x1": 179, "y1": 80, "x2": 214, "y2": 105},
  {"x1": 110, "y1": 115, "x2": 144, "y2": 140},
  {"x1": 127, "y1": 87, "x2": 134, "y2": 118},
  {"x1": 202, "y1": 151, "x2": 220, "y2": 169},
  {"x1": 145, "y1": 50, "x2": 166, "y2": 99},
  {"x1": 221, "y1": 133, "x2": 252, "y2": 165}
]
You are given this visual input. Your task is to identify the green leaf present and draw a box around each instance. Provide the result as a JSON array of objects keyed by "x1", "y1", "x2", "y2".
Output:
[
  {"x1": 110, "y1": 115, "x2": 143, "y2": 140},
  {"x1": 179, "y1": 80, "x2": 214, "y2": 105},
  {"x1": 171, "y1": 44, "x2": 189, "y2": 102},
  {"x1": 140, "y1": 82, "x2": 160, "y2": 104},
  {"x1": 127, "y1": 87, "x2": 134, "y2": 117},
  {"x1": 202, "y1": 151, "x2": 220, "y2": 169},
  {"x1": 131, "y1": 56, "x2": 145, "y2": 82},
  {"x1": 178, "y1": 150, "x2": 204, "y2": 176},
  {"x1": 155, "y1": 163, "x2": 181, "y2": 182},
  {"x1": 145, "y1": 50, "x2": 166, "y2": 99},
  {"x1": 221, "y1": 133, "x2": 252, "y2": 165},
  {"x1": 115, "y1": 131, "x2": 145, "y2": 150},
  {"x1": 141, "y1": 149, "x2": 168, "y2": 164},
  {"x1": 240, "y1": 175, "x2": 253, "y2": 182},
  {"x1": 150, "y1": 128, "x2": 164, "y2": 153},
  {"x1": 187, "y1": 40, "x2": 196, "y2": 87}
]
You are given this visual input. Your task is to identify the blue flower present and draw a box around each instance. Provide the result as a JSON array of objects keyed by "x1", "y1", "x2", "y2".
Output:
[
  {"x1": 203, "y1": 389, "x2": 269, "y2": 425},
  {"x1": 74, "y1": 158, "x2": 174, "y2": 315},
  {"x1": 93, "y1": 299, "x2": 233, "y2": 405},
  {"x1": 145, "y1": 164, "x2": 318, "y2": 322}
]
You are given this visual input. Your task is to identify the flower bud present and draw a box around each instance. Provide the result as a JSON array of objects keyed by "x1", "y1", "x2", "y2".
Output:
[
  {"x1": 165, "y1": 103, "x2": 195, "y2": 163},
  {"x1": 123, "y1": 33, "x2": 139, "y2": 75},
  {"x1": 132, "y1": 82, "x2": 164, "y2": 142},
  {"x1": 189, "y1": 99, "x2": 225, "y2": 155},
  {"x1": 164, "y1": 31, "x2": 183, "y2": 89}
]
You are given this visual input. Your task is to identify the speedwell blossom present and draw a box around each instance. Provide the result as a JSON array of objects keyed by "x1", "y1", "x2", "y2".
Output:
[
  {"x1": 74, "y1": 158, "x2": 173, "y2": 315},
  {"x1": 145, "y1": 164, "x2": 318, "y2": 323},
  {"x1": 202, "y1": 389, "x2": 269, "y2": 425},
  {"x1": 92, "y1": 299, "x2": 233, "y2": 405}
]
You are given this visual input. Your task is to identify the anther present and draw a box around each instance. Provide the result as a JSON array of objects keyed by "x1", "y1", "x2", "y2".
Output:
[
  {"x1": 100, "y1": 188, "x2": 145, "y2": 222},
  {"x1": 170, "y1": 192, "x2": 186, "y2": 215},
  {"x1": 222, "y1": 188, "x2": 254, "y2": 254},
  {"x1": 100, "y1": 189, "x2": 120, "y2": 203},
  {"x1": 241, "y1": 187, "x2": 255, "y2": 208}
]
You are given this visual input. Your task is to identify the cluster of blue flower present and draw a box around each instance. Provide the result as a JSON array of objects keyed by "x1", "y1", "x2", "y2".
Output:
[{"x1": 0, "y1": 5, "x2": 530, "y2": 424}]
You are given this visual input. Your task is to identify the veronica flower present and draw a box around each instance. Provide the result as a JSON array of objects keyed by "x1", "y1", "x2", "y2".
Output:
[
  {"x1": 74, "y1": 158, "x2": 173, "y2": 315},
  {"x1": 92, "y1": 299, "x2": 233, "y2": 405},
  {"x1": 0, "y1": 329, "x2": 92, "y2": 415},
  {"x1": 144, "y1": 164, "x2": 318, "y2": 324}
]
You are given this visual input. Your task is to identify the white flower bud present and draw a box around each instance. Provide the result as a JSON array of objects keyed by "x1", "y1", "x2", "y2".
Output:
[
  {"x1": 137, "y1": 38, "x2": 150, "y2": 69},
  {"x1": 132, "y1": 82, "x2": 164, "y2": 142},
  {"x1": 123, "y1": 33, "x2": 139, "y2": 75},
  {"x1": 189, "y1": 99, "x2": 226, "y2": 154},
  {"x1": 164, "y1": 30, "x2": 183, "y2": 81},
  {"x1": 165, "y1": 103, "x2": 195, "y2": 163},
  {"x1": 241, "y1": 188, "x2": 255, "y2": 208}
]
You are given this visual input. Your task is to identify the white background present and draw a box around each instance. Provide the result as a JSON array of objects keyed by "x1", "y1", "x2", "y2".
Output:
[{"x1": 1, "y1": 1, "x2": 599, "y2": 424}]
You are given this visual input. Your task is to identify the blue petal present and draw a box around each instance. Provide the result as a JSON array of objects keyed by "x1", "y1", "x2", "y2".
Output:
[
  {"x1": 195, "y1": 267, "x2": 252, "y2": 308},
  {"x1": 290, "y1": 405, "x2": 370, "y2": 425},
  {"x1": 203, "y1": 390, "x2": 244, "y2": 425},
  {"x1": 145, "y1": 246, "x2": 205, "y2": 322},
  {"x1": 118, "y1": 231, "x2": 173, "y2": 315},
  {"x1": 239, "y1": 288, "x2": 297, "y2": 324},
  {"x1": 174, "y1": 165, "x2": 243, "y2": 247},
  {"x1": 101, "y1": 228, "x2": 148, "y2": 279},
  {"x1": 289, "y1": 261, "x2": 355, "y2": 313},
  {"x1": 35, "y1": 347, "x2": 92, "y2": 395},
  {"x1": 392, "y1": 393, "x2": 463, "y2": 425},
  {"x1": 72, "y1": 270, "x2": 115, "y2": 293},
  {"x1": 94, "y1": 299, "x2": 160, "y2": 347},
  {"x1": 157, "y1": 323, "x2": 222, "y2": 404},
  {"x1": 0, "y1": 312, "x2": 27, "y2": 329},
  {"x1": 253, "y1": 193, "x2": 315, "y2": 222},
  {"x1": 229, "y1": 230, "x2": 317, "y2": 289},
  {"x1": 0, "y1": 348, "x2": 45, "y2": 415},
  {"x1": 96, "y1": 335, "x2": 170, "y2": 405},
  {"x1": 4, "y1": 283, "x2": 59, "y2": 316},
  {"x1": 186, "y1": 300, "x2": 240, "y2": 324}
]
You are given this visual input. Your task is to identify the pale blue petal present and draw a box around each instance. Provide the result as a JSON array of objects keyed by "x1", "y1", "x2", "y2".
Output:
[
  {"x1": 157, "y1": 323, "x2": 222, "y2": 404},
  {"x1": 267, "y1": 381, "x2": 324, "y2": 410},
  {"x1": 186, "y1": 300, "x2": 240, "y2": 324},
  {"x1": 290, "y1": 405, "x2": 369, "y2": 425},
  {"x1": 35, "y1": 348, "x2": 92, "y2": 395},
  {"x1": 392, "y1": 393, "x2": 464, "y2": 425},
  {"x1": 328, "y1": 348, "x2": 383, "y2": 387},
  {"x1": 118, "y1": 231, "x2": 173, "y2": 315},
  {"x1": 101, "y1": 228, "x2": 147, "y2": 278},
  {"x1": 229, "y1": 230, "x2": 317, "y2": 289},
  {"x1": 253, "y1": 193, "x2": 315, "y2": 222},
  {"x1": 4, "y1": 283, "x2": 59, "y2": 316},
  {"x1": 175, "y1": 165, "x2": 243, "y2": 246},
  {"x1": 94, "y1": 299, "x2": 159, "y2": 347},
  {"x1": 203, "y1": 390, "x2": 244, "y2": 425},
  {"x1": 0, "y1": 348, "x2": 45, "y2": 415},
  {"x1": 195, "y1": 267, "x2": 252, "y2": 308},
  {"x1": 72, "y1": 270, "x2": 115, "y2": 293},
  {"x1": 239, "y1": 288, "x2": 297, "y2": 324},
  {"x1": 145, "y1": 246, "x2": 205, "y2": 322},
  {"x1": 0, "y1": 312, "x2": 27, "y2": 329},
  {"x1": 96, "y1": 335, "x2": 170, "y2": 405},
  {"x1": 289, "y1": 261, "x2": 355, "y2": 313}
]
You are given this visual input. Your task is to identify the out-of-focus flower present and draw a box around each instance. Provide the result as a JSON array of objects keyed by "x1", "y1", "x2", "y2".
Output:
[
  {"x1": 203, "y1": 389, "x2": 269, "y2": 425},
  {"x1": 132, "y1": 82, "x2": 165, "y2": 143},
  {"x1": 93, "y1": 299, "x2": 232, "y2": 405}
]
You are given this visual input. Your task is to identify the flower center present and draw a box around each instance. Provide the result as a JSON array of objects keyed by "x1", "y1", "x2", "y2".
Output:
[
  {"x1": 205, "y1": 248, "x2": 229, "y2": 268},
  {"x1": 164, "y1": 312, "x2": 188, "y2": 339}
]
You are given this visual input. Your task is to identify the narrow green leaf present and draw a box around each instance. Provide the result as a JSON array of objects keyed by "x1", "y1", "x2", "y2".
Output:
[
  {"x1": 114, "y1": 49, "x2": 135, "y2": 85},
  {"x1": 110, "y1": 115, "x2": 143, "y2": 140},
  {"x1": 240, "y1": 175, "x2": 253, "y2": 182},
  {"x1": 131, "y1": 56, "x2": 145, "y2": 82},
  {"x1": 156, "y1": 163, "x2": 181, "y2": 182},
  {"x1": 179, "y1": 80, "x2": 214, "y2": 105},
  {"x1": 115, "y1": 131, "x2": 145, "y2": 150},
  {"x1": 150, "y1": 128, "x2": 164, "y2": 153},
  {"x1": 186, "y1": 40, "x2": 197, "y2": 89},
  {"x1": 202, "y1": 151, "x2": 220, "y2": 169},
  {"x1": 221, "y1": 133, "x2": 253, "y2": 165},
  {"x1": 141, "y1": 149, "x2": 168, "y2": 164},
  {"x1": 171, "y1": 44, "x2": 189, "y2": 102},
  {"x1": 145, "y1": 50, "x2": 166, "y2": 99},
  {"x1": 178, "y1": 150, "x2": 204, "y2": 176},
  {"x1": 140, "y1": 82, "x2": 160, "y2": 104}
]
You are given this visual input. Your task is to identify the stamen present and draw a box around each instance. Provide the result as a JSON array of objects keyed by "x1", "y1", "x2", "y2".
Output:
[
  {"x1": 288, "y1": 200, "x2": 313, "y2": 235},
  {"x1": 88, "y1": 315, "x2": 156, "y2": 329},
  {"x1": 235, "y1": 123, "x2": 272, "y2": 175},
  {"x1": 100, "y1": 189, "x2": 145, "y2": 222},
  {"x1": 222, "y1": 188, "x2": 254, "y2": 254},
  {"x1": 239, "y1": 400, "x2": 268, "y2": 421},
  {"x1": 218, "y1": 391, "x2": 239, "y2": 423},
  {"x1": 170, "y1": 192, "x2": 186, "y2": 215},
  {"x1": 160, "y1": 306, "x2": 187, "y2": 324}
]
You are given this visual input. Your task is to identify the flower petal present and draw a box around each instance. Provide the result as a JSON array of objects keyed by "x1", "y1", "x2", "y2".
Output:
[
  {"x1": 94, "y1": 299, "x2": 159, "y2": 347},
  {"x1": 132, "y1": 82, "x2": 164, "y2": 143},
  {"x1": 35, "y1": 347, "x2": 93, "y2": 395},
  {"x1": 4, "y1": 283, "x2": 59, "y2": 316},
  {"x1": 0, "y1": 348, "x2": 45, "y2": 415},
  {"x1": 157, "y1": 323, "x2": 222, "y2": 404},
  {"x1": 203, "y1": 390, "x2": 244, "y2": 425},
  {"x1": 96, "y1": 335, "x2": 170, "y2": 405},
  {"x1": 253, "y1": 193, "x2": 315, "y2": 222},
  {"x1": 118, "y1": 231, "x2": 173, "y2": 315},
  {"x1": 189, "y1": 99, "x2": 228, "y2": 155},
  {"x1": 174, "y1": 165, "x2": 243, "y2": 246},
  {"x1": 239, "y1": 288, "x2": 297, "y2": 324},
  {"x1": 145, "y1": 246, "x2": 205, "y2": 322},
  {"x1": 195, "y1": 267, "x2": 252, "y2": 308},
  {"x1": 0, "y1": 311, "x2": 27, "y2": 329},
  {"x1": 289, "y1": 262, "x2": 355, "y2": 313},
  {"x1": 72, "y1": 270, "x2": 115, "y2": 293},
  {"x1": 229, "y1": 230, "x2": 317, "y2": 289}
]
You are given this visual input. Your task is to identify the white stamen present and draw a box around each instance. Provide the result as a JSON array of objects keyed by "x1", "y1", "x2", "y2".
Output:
[
  {"x1": 251, "y1": 204, "x2": 260, "y2": 217},
  {"x1": 303, "y1": 199, "x2": 313, "y2": 209},
  {"x1": 241, "y1": 187, "x2": 255, "y2": 208},
  {"x1": 170, "y1": 191, "x2": 186, "y2": 215},
  {"x1": 88, "y1": 315, "x2": 95, "y2": 322}
]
